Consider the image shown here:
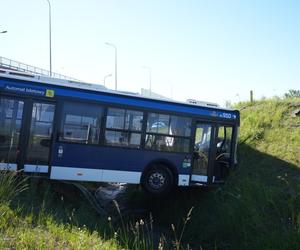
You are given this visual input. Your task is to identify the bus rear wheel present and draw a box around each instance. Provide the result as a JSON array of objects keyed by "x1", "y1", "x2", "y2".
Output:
[{"x1": 141, "y1": 164, "x2": 174, "y2": 196}]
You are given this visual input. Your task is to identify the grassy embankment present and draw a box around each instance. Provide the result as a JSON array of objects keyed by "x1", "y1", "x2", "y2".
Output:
[{"x1": 0, "y1": 97, "x2": 299, "y2": 249}]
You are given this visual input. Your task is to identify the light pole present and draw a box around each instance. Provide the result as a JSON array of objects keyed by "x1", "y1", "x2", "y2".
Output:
[
  {"x1": 105, "y1": 42, "x2": 117, "y2": 90},
  {"x1": 103, "y1": 73, "x2": 112, "y2": 87},
  {"x1": 142, "y1": 66, "x2": 152, "y2": 97},
  {"x1": 45, "y1": 0, "x2": 52, "y2": 76}
]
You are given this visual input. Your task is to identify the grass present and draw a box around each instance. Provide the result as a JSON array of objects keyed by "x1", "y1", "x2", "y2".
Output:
[
  {"x1": 0, "y1": 203, "x2": 117, "y2": 249},
  {"x1": 0, "y1": 97, "x2": 299, "y2": 249},
  {"x1": 0, "y1": 176, "x2": 119, "y2": 249}
]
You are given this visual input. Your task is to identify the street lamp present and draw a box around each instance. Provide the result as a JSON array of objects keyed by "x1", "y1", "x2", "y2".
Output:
[
  {"x1": 142, "y1": 66, "x2": 152, "y2": 97},
  {"x1": 105, "y1": 42, "x2": 117, "y2": 90},
  {"x1": 45, "y1": 0, "x2": 52, "y2": 76},
  {"x1": 103, "y1": 73, "x2": 112, "y2": 87}
]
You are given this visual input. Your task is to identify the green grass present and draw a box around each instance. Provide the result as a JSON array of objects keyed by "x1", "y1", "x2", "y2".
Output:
[
  {"x1": 0, "y1": 202, "x2": 117, "y2": 249},
  {"x1": 0, "y1": 175, "x2": 119, "y2": 249},
  {"x1": 236, "y1": 98, "x2": 300, "y2": 166},
  {"x1": 0, "y1": 97, "x2": 299, "y2": 249}
]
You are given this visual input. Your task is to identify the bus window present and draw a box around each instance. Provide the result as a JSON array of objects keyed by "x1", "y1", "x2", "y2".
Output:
[
  {"x1": 217, "y1": 126, "x2": 233, "y2": 156},
  {"x1": 59, "y1": 102, "x2": 103, "y2": 144},
  {"x1": 147, "y1": 113, "x2": 169, "y2": 134},
  {"x1": 214, "y1": 126, "x2": 233, "y2": 181},
  {"x1": 169, "y1": 116, "x2": 191, "y2": 137},
  {"x1": 145, "y1": 113, "x2": 191, "y2": 153},
  {"x1": 105, "y1": 108, "x2": 143, "y2": 147},
  {"x1": 192, "y1": 124, "x2": 212, "y2": 176}
]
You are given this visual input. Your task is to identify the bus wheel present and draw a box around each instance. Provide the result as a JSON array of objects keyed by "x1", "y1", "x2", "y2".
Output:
[{"x1": 141, "y1": 164, "x2": 174, "y2": 196}]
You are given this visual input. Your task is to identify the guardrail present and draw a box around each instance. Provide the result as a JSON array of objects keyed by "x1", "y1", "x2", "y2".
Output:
[{"x1": 0, "y1": 56, "x2": 79, "y2": 81}]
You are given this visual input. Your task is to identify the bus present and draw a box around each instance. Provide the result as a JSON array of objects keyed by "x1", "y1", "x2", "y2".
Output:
[{"x1": 0, "y1": 69, "x2": 240, "y2": 195}]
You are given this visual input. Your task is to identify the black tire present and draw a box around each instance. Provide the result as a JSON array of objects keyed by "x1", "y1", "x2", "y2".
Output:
[{"x1": 141, "y1": 164, "x2": 174, "y2": 196}]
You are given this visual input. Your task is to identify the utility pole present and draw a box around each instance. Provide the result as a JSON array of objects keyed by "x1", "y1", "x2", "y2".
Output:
[
  {"x1": 105, "y1": 42, "x2": 117, "y2": 90},
  {"x1": 45, "y1": 0, "x2": 52, "y2": 76}
]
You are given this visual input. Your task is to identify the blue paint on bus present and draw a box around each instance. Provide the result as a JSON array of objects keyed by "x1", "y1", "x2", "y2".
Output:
[
  {"x1": 51, "y1": 143, "x2": 191, "y2": 175},
  {"x1": 0, "y1": 78, "x2": 239, "y2": 120}
]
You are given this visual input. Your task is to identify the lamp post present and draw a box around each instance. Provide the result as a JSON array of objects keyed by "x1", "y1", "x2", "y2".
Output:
[
  {"x1": 103, "y1": 73, "x2": 112, "y2": 87},
  {"x1": 142, "y1": 66, "x2": 152, "y2": 97},
  {"x1": 105, "y1": 42, "x2": 117, "y2": 90},
  {"x1": 45, "y1": 0, "x2": 52, "y2": 76}
]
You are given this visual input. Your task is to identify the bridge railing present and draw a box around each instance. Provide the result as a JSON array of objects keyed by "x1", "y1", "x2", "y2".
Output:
[{"x1": 0, "y1": 56, "x2": 79, "y2": 81}]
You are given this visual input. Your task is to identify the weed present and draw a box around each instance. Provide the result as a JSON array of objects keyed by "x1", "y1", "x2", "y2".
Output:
[{"x1": 171, "y1": 207, "x2": 194, "y2": 250}]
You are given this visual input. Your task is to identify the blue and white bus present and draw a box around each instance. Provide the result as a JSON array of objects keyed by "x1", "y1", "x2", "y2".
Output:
[{"x1": 0, "y1": 70, "x2": 239, "y2": 195}]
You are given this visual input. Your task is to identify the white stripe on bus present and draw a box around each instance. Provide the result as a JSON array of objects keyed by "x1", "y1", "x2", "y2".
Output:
[
  {"x1": 102, "y1": 169, "x2": 141, "y2": 184},
  {"x1": 0, "y1": 164, "x2": 191, "y2": 187},
  {"x1": 50, "y1": 166, "x2": 142, "y2": 184},
  {"x1": 50, "y1": 166, "x2": 102, "y2": 182},
  {"x1": 0, "y1": 163, "x2": 17, "y2": 171},
  {"x1": 191, "y1": 174, "x2": 207, "y2": 182},
  {"x1": 50, "y1": 166, "x2": 189, "y2": 186},
  {"x1": 24, "y1": 164, "x2": 49, "y2": 173}
]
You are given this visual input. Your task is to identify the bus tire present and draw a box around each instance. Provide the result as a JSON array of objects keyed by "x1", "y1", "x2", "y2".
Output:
[{"x1": 141, "y1": 164, "x2": 174, "y2": 196}]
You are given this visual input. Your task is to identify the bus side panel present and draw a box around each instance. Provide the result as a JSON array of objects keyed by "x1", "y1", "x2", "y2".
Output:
[{"x1": 50, "y1": 142, "x2": 192, "y2": 185}]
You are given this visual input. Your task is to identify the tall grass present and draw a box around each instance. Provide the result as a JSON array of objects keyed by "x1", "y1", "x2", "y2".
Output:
[
  {"x1": 107, "y1": 200, "x2": 194, "y2": 249},
  {"x1": 0, "y1": 171, "x2": 28, "y2": 204}
]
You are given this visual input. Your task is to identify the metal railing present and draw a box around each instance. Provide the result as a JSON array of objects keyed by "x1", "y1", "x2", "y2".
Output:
[{"x1": 0, "y1": 56, "x2": 79, "y2": 81}]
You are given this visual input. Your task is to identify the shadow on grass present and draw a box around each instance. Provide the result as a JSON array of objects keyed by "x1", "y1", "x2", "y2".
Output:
[
  {"x1": 123, "y1": 143, "x2": 300, "y2": 249},
  {"x1": 8, "y1": 143, "x2": 300, "y2": 249}
]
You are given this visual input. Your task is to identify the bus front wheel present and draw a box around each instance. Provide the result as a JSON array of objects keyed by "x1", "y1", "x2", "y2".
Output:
[{"x1": 141, "y1": 164, "x2": 174, "y2": 196}]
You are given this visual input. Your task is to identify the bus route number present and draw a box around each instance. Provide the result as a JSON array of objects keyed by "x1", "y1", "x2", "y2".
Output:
[{"x1": 221, "y1": 113, "x2": 232, "y2": 119}]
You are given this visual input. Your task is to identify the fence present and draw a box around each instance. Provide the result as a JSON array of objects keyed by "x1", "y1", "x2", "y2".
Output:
[{"x1": 0, "y1": 56, "x2": 79, "y2": 81}]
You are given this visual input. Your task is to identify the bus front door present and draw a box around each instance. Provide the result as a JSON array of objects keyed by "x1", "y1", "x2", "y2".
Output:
[
  {"x1": 191, "y1": 122, "x2": 216, "y2": 183},
  {"x1": 213, "y1": 125, "x2": 234, "y2": 182}
]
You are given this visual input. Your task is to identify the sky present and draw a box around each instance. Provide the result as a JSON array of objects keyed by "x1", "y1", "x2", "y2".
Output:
[{"x1": 0, "y1": 0, "x2": 299, "y2": 106}]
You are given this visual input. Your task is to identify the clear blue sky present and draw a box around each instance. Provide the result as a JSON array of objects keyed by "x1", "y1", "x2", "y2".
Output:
[{"x1": 1, "y1": 0, "x2": 299, "y2": 105}]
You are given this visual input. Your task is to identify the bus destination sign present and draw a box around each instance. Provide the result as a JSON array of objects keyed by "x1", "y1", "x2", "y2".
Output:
[{"x1": 4, "y1": 84, "x2": 55, "y2": 98}]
